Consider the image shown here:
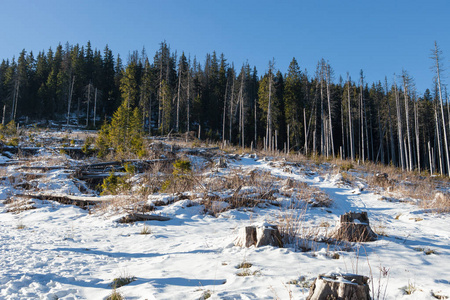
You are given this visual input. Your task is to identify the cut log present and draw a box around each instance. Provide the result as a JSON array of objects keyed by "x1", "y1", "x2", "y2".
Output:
[
  {"x1": 332, "y1": 211, "x2": 377, "y2": 242},
  {"x1": 18, "y1": 165, "x2": 68, "y2": 171},
  {"x1": 307, "y1": 273, "x2": 371, "y2": 300},
  {"x1": 76, "y1": 172, "x2": 127, "y2": 181},
  {"x1": 77, "y1": 158, "x2": 175, "y2": 173},
  {"x1": 117, "y1": 213, "x2": 170, "y2": 223},
  {"x1": 14, "y1": 193, "x2": 110, "y2": 209},
  {"x1": 235, "y1": 224, "x2": 283, "y2": 248}
]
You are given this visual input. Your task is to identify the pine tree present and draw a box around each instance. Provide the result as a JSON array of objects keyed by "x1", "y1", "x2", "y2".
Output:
[{"x1": 284, "y1": 58, "x2": 303, "y2": 150}]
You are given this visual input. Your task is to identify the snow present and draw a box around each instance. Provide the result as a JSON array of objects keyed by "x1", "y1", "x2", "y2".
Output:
[{"x1": 1, "y1": 149, "x2": 450, "y2": 299}]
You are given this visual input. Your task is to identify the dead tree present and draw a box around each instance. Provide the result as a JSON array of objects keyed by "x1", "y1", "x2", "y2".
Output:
[
  {"x1": 402, "y1": 71, "x2": 413, "y2": 171},
  {"x1": 326, "y1": 62, "x2": 335, "y2": 158},
  {"x1": 67, "y1": 75, "x2": 75, "y2": 125},
  {"x1": 432, "y1": 41, "x2": 450, "y2": 176},
  {"x1": 394, "y1": 77, "x2": 405, "y2": 170},
  {"x1": 266, "y1": 60, "x2": 274, "y2": 151},
  {"x1": 347, "y1": 73, "x2": 354, "y2": 161},
  {"x1": 222, "y1": 76, "x2": 229, "y2": 144},
  {"x1": 238, "y1": 67, "x2": 245, "y2": 149},
  {"x1": 176, "y1": 59, "x2": 182, "y2": 132},
  {"x1": 229, "y1": 67, "x2": 235, "y2": 144},
  {"x1": 360, "y1": 70, "x2": 365, "y2": 162},
  {"x1": 414, "y1": 98, "x2": 420, "y2": 172}
]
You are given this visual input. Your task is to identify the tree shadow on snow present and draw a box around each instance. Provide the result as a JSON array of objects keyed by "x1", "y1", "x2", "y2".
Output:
[
  {"x1": 146, "y1": 277, "x2": 226, "y2": 288},
  {"x1": 53, "y1": 247, "x2": 218, "y2": 259}
]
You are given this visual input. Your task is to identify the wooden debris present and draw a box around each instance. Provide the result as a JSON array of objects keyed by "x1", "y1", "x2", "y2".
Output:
[
  {"x1": 117, "y1": 213, "x2": 170, "y2": 223},
  {"x1": 14, "y1": 193, "x2": 109, "y2": 209}
]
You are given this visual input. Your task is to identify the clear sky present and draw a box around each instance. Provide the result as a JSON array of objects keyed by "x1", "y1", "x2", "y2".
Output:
[{"x1": 1, "y1": 0, "x2": 449, "y2": 95}]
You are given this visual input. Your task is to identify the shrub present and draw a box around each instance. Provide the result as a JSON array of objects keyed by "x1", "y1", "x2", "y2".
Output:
[
  {"x1": 140, "y1": 225, "x2": 151, "y2": 235},
  {"x1": 161, "y1": 159, "x2": 194, "y2": 193},
  {"x1": 101, "y1": 163, "x2": 136, "y2": 195},
  {"x1": 340, "y1": 162, "x2": 354, "y2": 171},
  {"x1": 107, "y1": 289, "x2": 123, "y2": 300},
  {"x1": 82, "y1": 136, "x2": 95, "y2": 155},
  {"x1": 101, "y1": 171, "x2": 130, "y2": 195}
]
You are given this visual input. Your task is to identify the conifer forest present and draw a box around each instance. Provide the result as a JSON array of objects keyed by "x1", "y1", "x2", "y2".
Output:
[{"x1": 1, "y1": 41, "x2": 449, "y2": 175}]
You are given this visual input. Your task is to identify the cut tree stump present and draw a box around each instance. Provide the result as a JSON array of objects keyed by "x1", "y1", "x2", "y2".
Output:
[
  {"x1": 234, "y1": 224, "x2": 283, "y2": 248},
  {"x1": 306, "y1": 273, "x2": 371, "y2": 300},
  {"x1": 332, "y1": 211, "x2": 377, "y2": 242}
]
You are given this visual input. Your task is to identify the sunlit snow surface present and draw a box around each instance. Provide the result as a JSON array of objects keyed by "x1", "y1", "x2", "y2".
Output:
[{"x1": 1, "y1": 153, "x2": 449, "y2": 300}]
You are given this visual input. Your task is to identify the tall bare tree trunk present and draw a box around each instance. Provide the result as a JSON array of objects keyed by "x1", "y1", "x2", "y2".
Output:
[
  {"x1": 176, "y1": 65, "x2": 182, "y2": 132},
  {"x1": 229, "y1": 74, "x2": 235, "y2": 144},
  {"x1": 222, "y1": 77, "x2": 229, "y2": 144},
  {"x1": 86, "y1": 82, "x2": 91, "y2": 127},
  {"x1": 394, "y1": 79, "x2": 404, "y2": 170},
  {"x1": 287, "y1": 124, "x2": 290, "y2": 153},
  {"x1": 254, "y1": 99, "x2": 257, "y2": 148},
  {"x1": 414, "y1": 100, "x2": 420, "y2": 172},
  {"x1": 239, "y1": 70, "x2": 245, "y2": 149},
  {"x1": 11, "y1": 78, "x2": 20, "y2": 122},
  {"x1": 360, "y1": 71, "x2": 365, "y2": 162},
  {"x1": 148, "y1": 93, "x2": 152, "y2": 134},
  {"x1": 304, "y1": 109, "x2": 307, "y2": 155},
  {"x1": 435, "y1": 101, "x2": 443, "y2": 176},
  {"x1": 433, "y1": 41, "x2": 450, "y2": 176},
  {"x1": 158, "y1": 56, "x2": 162, "y2": 129},
  {"x1": 320, "y1": 65, "x2": 325, "y2": 155},
  {"x1": 402, "y1": 72, "x2": 413, "y2": 171},
  {"x1": 93, "y1": 88, "x2": 97, "y2": 127},
  {"x1": 428, "y1": 141, "x2": 433, "y2": 174},
  {"x1": 2, "y1": 105, "x2": 6, "y2": 125},
  {"x1": 67, "y1": 76, "x2": 75, "y2": 125},
  {"x1": 347, "y1": 73, "x2": 354, "y2": 161},
  {"x1": 187, "y1": 60, "x2": 191, "y2": 133},
  {"x1": 326, "y1": 63, "x2": 335, "y2": 158},
  {"x1": 266, "y1": 61, "x2": 273, "y2": 151}
]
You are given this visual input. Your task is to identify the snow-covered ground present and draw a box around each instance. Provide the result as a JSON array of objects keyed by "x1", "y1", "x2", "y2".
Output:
[{"x1": 1, "y1": 149, "x2": 449, "y2": 300}]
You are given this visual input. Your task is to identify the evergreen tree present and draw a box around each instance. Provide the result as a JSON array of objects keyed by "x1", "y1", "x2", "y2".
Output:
[{"x1": 284, "y1": 57, "x2": 303, "y2": 150}]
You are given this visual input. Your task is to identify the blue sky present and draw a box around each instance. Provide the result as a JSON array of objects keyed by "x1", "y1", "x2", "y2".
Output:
[{"x1": 1, "y1": 0, "x2": 449, "y2": 95}]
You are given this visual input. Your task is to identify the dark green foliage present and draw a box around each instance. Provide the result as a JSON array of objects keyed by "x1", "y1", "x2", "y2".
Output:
[
  {"x1": 0, "y1": 41, "x2": 447, "y2": 174},
  {"x1": 100, "y1": 163, "x2": 135, "y2": 195},
  {"x1": 81, "y1": 136, "x2": 95, "y2": 155},
  {"x1": 172, "y1": 159, "x2": 191, "y2": 176},
  {"x1": 162, "y1": 159, "x2": 193, "y2": 192},
  {"x1": 95, "y1": 101, "x2": 145, "y2": 159}
]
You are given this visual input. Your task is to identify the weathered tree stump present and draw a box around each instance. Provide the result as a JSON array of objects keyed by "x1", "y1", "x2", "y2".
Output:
[
  {"x1": 216, "y1": 157, "x2": 227, "y2": 168},
  {"x1": 307, "y1": 273, "x2": 370, "y2": 300},
  {"x1": 307, "y1": 273, "x2": 371, "y2": 300},
  {"x1": 234, "y1": 224, "x2": 283, "y2": 248},
  {"x1": 332, "y1": 211, "x2": 377, "y2": 242}
]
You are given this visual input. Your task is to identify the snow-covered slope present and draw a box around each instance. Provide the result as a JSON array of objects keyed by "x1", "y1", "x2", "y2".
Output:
[{"x1": 1, "y1": 154, "x2": 449, "y2": 300}]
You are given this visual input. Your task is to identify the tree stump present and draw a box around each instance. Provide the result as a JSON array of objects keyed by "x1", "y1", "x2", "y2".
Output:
[
  {"x1": 307, "y1": 273, "x2": 371, "y2": 300},
  {"x1": 234, "y1": 224, "x2": 283, "y2": 248},
  {"x1": 332, "y1": 211, "x2": 377, "y2": 242}
]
